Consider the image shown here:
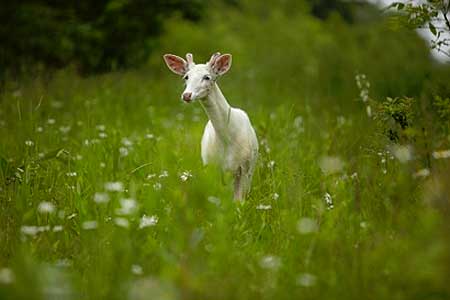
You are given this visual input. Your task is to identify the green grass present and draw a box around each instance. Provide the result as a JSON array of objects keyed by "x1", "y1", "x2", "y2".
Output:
[{"x1": 1, "y1": 4, "x2": 450, "y2": 300}]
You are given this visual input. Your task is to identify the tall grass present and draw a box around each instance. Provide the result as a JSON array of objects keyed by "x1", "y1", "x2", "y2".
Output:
[{"x1": 1, "y1": 3, "x2": 450, "y2": 300}]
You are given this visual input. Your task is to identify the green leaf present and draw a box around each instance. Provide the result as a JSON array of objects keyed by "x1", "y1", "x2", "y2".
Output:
[
  {"x1": 38, "y1": 148, "x2": 66, "y2": 161},
  {"x1": 429, "y1": 22, "x2": 437, "y2": 36}
]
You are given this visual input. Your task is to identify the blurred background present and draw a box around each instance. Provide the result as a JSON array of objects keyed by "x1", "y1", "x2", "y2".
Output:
[
  {"x1": 0, "y1": 0, "x2": 448, "y2": 76},
  {"x1": 1, "y1": 1, "x2": 450, "y2": 299},
  {"x1": 2, "y1": 0, "x2": 450, "y2": 104}
]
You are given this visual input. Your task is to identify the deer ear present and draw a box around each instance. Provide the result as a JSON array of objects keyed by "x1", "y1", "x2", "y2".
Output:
[
  {"x1": 163, "y1": 54, "x2": 188, "y2": 76},
  {"x1": 211, "y1": 54, "x2": 232, "y2": 76}
]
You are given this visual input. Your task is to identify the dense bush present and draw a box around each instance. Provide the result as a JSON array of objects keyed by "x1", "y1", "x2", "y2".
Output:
[{"x1": 0, "y1": 0, "x2": 204, "y2": 78}]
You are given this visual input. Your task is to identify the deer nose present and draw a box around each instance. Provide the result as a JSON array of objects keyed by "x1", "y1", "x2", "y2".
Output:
[{"x1": 182, "y1": 92, "x2": 192, "y2": 102}]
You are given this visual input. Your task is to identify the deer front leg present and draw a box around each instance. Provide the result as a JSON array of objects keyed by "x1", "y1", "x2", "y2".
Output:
[{"x1": 234, "y1": 166, "x2": 243, "y2": 201}]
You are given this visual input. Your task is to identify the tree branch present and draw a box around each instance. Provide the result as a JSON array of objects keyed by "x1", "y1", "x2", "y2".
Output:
[{"x1": 443, "y1": 8, "x2": 450, "y2": 31}]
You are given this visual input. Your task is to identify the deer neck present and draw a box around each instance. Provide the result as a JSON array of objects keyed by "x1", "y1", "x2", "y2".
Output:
[{"x1": 200, "y1": 82, "x2": 232, "y2": 140}]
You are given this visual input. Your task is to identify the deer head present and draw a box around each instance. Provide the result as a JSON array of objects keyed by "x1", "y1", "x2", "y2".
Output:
[{"x1": 163, "y1": 52, "x2": 232, "y2": 102}]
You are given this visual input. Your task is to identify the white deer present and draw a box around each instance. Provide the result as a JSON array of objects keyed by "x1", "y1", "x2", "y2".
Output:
[{"x1": 163, "y1": 52, "x2": 258, "y2": 200}]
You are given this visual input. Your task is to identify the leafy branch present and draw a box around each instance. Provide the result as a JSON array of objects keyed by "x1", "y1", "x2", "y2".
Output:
[{"x1": 387, "y1": 0, "x2": 450, "y2": 57}]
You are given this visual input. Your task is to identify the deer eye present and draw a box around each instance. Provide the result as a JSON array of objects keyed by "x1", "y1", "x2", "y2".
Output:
[{"x1": 203, "y1": 75, "x2": 211, "y2": 81}]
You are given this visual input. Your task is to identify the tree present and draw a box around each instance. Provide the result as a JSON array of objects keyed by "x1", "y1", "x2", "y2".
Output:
[
  {"x1": 0, "y1": 0, "x2": 204, "y2": 79},
  {"x1": 388, "y1": 0, "x2": 450, "y2": 58}
]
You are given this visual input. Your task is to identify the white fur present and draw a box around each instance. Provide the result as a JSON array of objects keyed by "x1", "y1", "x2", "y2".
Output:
[{"x1": 163, "y1": 53, "x2": 258, "y2": 200}]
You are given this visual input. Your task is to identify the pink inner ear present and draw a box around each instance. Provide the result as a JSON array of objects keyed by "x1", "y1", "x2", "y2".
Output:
[
  {"x1": 213, "y1": 55, "x2": 231, "y2": 74},
  {"x1": 164, "y1": 55, "x2": 187, "y2": 75}
]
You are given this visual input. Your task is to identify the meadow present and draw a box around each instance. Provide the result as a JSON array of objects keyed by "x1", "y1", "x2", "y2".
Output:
[{"x1": 1, "y1": 2, "x2": 450, "y2": 300}]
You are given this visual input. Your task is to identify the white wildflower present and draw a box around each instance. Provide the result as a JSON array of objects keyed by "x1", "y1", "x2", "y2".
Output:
[
  {"x1": 294, "y1": 116, "x2": 303, "y2": 129},
  {"x1": 391, "y1": 145, "x2": 413, "y2": 163},
  {"x1": 272, "y1": 193, "x2": 279, "y2": 200},
  {"x1": 93, "y1": 192, "x2": 110, "y2": 204},
  {"x1": 119, "y1": 147, "x2": 129, "y2": 157},
  {"x1": 414, "y1": 168, "x2": 430, "y2": 178},
  {"x1": 122, "y1": 138, "x2": 133, "y2": 147},
  {"x1": 355, "y1": 74, "x2": 370, "y2": 101},
  {"x1": 98, "y1": 132, "x2": 108, "y2": 139},
  {"x1": 96, "y1": 124, "x2": 106, "y2": 131},
  {"x1": 67, "y1": 213, "x2": 77, "y2": 220},
  {"x1": 131, "y1": 264, "x2": 143, "y2": 275},
  {"x1": 52, "y1": 225, "x2": 63, "y2": 232},
  {"x1": 366, "y1": 105, "x2": 372, "y2": 117},
  {"x1": 59, "y1": 126, "x2": 71, "y2": 134},
  {"x1": 256, "y1": 204, "x2": 272, "y2": 210},
  {"x1": 116, "y1": 198, "x2": 137, "y2": 215},
  {"x1": 159, "y1": 170, "x2": 169, "y2": 178},
  {"x1": 267, "y1": 160, "x2": 275, "y2": 170},
  {"x1": 146, "y1": 173, "x2": 156, "y2": 180},
  {"x1": 37, "y1": 225, "x2": 50, "y2": 232},
  {"x1": 139, "y1": 215, "x2": 158, "y2": 229},
  {"x1": 260, "y1": 255, "x2": 281, "y2": 270},
  {"x1": 114, "y1": 217, "x2": 129, "y2": 228},
  {"x1": 25, "y1": 140, "x2": 34, "y2": 147},
  {"x1": 66, "y1": 172, "x2": 77, "y2": 177},
  {"x1": 105, "y1": 181, "x2": 124, "y2": 192},
  {"x1": 145, "y1": 133, "x2": 155, "y2": 139},
  {"x1": 38, "y1": 201, "x2": 55, "y2": 214},
  {"x1": 337, "y1": 116, "x2": 346, "y2": 127},
  {"x1": 55, "y1": 259, "x2": 72, "y2": 267},
  {"x1": 21, "y1": 226, "x2": 39, "y2": 236},
  {"x1": 153, "y1": 182, "x2": 162, "y2": 191},
  {"x1": 432, "y1": 149, "x2": 450, "y2": 159},
  {"x1": 180, "y1": 171, "x2": 192, "y2": 182},
  {"x1": 297, "y1": 217, "x2": 319, "y2": 234},
  {"x1": 296, "y1": 273, "x2": 317, "y2": 287},
  {"x1": 47, "y1": 118, "x2": 56, "y2": 125},
  {"x1": 360, "y1": 90, "x2": 369, "y2": 103},
  {"x1": 207, "y1": 196, "x2": 221, "y2": 206},
  {"x1": 0, "y1": 268, "x2": 15, "y2": 284},
  {"x1": 324, "y1": 193, "x2": 334, "y2": 210},
  {"x1": 82, "y1": 221, "x2": 98, "y2": 230},
  {"x1": 36, "y1": 126, "x2": 43, "y2": 133}
]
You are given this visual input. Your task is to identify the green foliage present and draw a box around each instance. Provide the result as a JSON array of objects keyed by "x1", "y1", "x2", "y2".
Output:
[
  {"x1": 374, "y1": 96, "x2": 416, "y2": 142},
  {"x1": 0, "y1": 0, "x2": 204, "y2": 78},
  {"x1": 1, "y1": 2, "x2": 450, "y2": 300},
  {"x1": 433, "y1": 95, "x2": 450, "y2": 137},
  {"x1": 388, "y1": 0, "x2": 450, "y2": 57},
  {"x1": 434, "y1": 95, "x2": 450, "y2": 121},
  {"x1": 307, "y1": 0, "x2": 355, "y2": 22}
]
